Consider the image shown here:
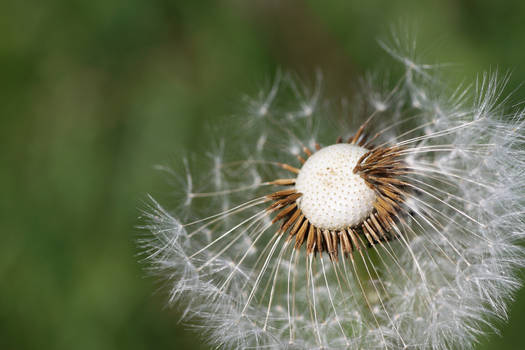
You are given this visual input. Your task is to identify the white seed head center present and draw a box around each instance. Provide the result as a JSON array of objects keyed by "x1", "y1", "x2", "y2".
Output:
[{"x1": 295, "y1": 144, "x2": 376, "y2": 230}]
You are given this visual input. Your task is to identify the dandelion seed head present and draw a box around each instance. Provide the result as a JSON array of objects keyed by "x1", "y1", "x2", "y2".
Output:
[{"x1": 139, "y1": 38, "x2": 525, "y2": 350}]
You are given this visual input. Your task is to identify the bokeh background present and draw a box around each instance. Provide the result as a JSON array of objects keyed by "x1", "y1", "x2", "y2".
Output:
[{"x1": 2, "y1": 1, "x2": 525, "y2": 349}]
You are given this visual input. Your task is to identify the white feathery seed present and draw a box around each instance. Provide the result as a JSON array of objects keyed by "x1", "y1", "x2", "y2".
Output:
[{"x1": 139, "y1": 39, "x2": 525, "y2": 350}]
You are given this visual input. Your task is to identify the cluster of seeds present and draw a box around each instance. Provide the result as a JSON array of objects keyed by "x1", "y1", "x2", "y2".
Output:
[{"x1": 140, "y1": 56, "x2": 525, "y2": 350}]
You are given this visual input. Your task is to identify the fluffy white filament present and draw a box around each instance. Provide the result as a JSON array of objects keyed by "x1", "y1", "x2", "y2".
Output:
[{"x1": 139, "y1": 44, "x2": 525, "y2": 350}]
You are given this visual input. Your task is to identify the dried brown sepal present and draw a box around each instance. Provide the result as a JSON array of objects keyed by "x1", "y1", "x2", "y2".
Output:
[
  {"x1": 302, "y1": 147, "x2": 312, "y2": 157},
  {"x1": 269, "y1": 178, "x2": 296, "y2": 186}
]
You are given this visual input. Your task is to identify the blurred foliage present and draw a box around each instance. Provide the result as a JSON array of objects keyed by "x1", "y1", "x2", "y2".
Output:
[{"x1": 1, "y1": 0, "x2": 524, "y2": 349}]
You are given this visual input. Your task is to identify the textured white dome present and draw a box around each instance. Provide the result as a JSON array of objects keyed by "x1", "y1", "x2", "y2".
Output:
[{"x1": 295, "y1": 144, "x2": 376, "y2": 230}]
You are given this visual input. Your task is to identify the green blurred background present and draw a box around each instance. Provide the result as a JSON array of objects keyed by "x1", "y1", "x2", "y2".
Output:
[{"x1": 1, "y1": 1, "x2": 525, "y2": 349}]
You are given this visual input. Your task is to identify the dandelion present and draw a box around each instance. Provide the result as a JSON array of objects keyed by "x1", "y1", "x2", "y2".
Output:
[{"x1": 139, "y1": 43, "x2": 525, "y2": 349}]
